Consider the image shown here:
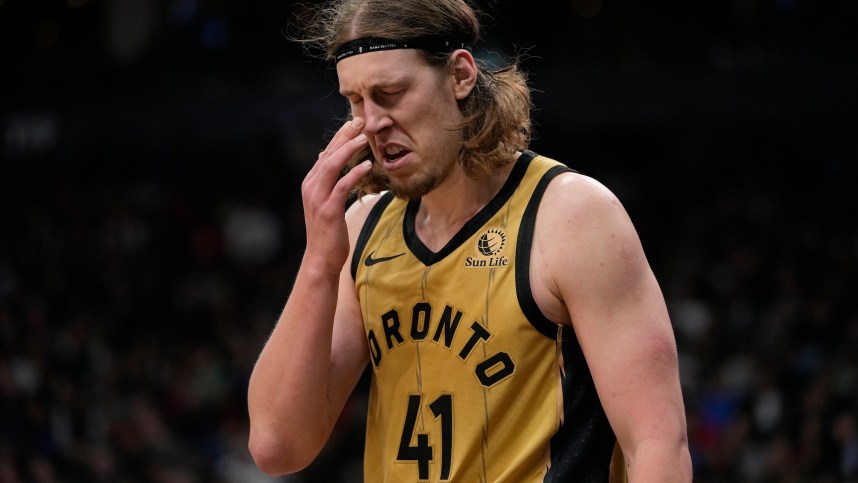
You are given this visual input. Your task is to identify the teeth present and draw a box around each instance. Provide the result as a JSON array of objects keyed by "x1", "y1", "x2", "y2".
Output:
[{"x1": 385, "y1": 146, "x2": 402, "y2": 156}]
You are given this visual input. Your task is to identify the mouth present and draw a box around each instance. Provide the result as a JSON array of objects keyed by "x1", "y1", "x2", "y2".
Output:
[{"x1": 379, "y1": 144, "x2": 411, "y2": 170}]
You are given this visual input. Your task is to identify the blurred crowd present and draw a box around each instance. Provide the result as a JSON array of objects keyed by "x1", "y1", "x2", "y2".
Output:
[
  {"x1": 2, "y1": 105, "x2": 856, "y2": 483},
  {"x1": 3, "y1": 0, "x2": 857, "y2": 481}
]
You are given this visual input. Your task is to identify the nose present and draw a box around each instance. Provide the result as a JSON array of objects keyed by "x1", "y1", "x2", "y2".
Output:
[{"x1": 361, "y1": 100, "x2": 393, "y2": 135}]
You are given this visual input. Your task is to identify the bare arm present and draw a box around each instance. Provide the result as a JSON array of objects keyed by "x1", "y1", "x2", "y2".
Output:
[
  {"x1": 247, "y1": 118, "x2": 376, "y2": 475},
  {"x1": 538, "y1": 174, "x2": 692, "y2": 482}
]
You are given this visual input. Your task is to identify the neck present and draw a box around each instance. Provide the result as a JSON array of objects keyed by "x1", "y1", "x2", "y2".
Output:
[{"x1": 413, "y1": 157, "x2": 516, "y2": 252}]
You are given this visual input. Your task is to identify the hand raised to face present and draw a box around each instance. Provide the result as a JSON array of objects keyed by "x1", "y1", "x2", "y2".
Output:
[{"x1": 300, "y1": 117, "x2": 372, "y2": 276}]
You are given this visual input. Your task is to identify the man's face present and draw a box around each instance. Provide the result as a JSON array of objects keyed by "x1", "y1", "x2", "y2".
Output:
[{"x1": 337, "y1": 49, "x2": 466, "y2": 199}]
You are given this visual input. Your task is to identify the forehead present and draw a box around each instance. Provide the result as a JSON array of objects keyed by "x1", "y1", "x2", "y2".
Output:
[{"x1": 336, "y1": 49, "x2": 436, "y2": 94}]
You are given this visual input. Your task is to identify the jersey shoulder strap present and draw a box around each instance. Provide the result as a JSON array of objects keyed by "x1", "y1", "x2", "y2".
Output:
[{"x1": 350, "y1": 191, "x2": 395, "y2": 280}]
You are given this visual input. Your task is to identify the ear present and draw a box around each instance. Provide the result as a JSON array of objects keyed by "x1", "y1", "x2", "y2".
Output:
[{"x1": 449, "y1": 49, "x2": 477, "y2": 100}]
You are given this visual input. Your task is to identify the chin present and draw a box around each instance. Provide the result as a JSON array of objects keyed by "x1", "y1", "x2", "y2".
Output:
[
  {"x1": 385, "y1": 154, "x2": 457, "y2": 200},
  {"x1": 389, "y1": 175, "x2": 442, "y2": 200}
]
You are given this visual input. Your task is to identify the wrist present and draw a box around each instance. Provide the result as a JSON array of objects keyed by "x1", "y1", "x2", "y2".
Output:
[{"x1": 300, "y1": 251, "x2": 346, "y2": 282}]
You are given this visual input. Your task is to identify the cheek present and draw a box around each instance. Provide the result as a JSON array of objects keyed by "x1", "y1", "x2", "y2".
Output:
[{"x1": 408, "y1": 98, "x2": 459, "y2": 135}]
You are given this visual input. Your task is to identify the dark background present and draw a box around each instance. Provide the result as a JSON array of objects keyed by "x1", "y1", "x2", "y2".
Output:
[{"x1": 2, "y1": 0, "x2": 857, "y2": 481}]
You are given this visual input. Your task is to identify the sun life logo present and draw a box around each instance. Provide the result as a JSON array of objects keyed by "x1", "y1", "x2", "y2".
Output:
[
  {"x1": 467, "y1": 228, "x2": 509, "y2": 268},
  {"x1": 477, "y1": 228, "x2": 506, "y2": 256}
]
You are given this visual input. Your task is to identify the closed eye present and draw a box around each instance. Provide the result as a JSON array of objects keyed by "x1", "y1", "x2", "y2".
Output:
[{"x1": 373, "y1": 89, "x2": 403, "y2": 107}]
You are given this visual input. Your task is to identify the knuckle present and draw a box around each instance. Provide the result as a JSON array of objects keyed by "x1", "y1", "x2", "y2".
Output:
[{"x1": 332, "y1": 181, "x2": 352, "y2": 196}]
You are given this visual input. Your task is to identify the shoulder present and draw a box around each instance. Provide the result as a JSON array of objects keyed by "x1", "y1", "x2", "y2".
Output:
[
  {"x1": 344, "y1": 191, "x2": 392, "y2": 279},
  {"x1": 537, "y1": 170, "x2": 631, "y2": 233},
  {"x1": 345, "y1": 191, "x2": 391, "y2": 236},
  {"x1": 533, "y1": 170, "x2": 646, "y2": 302}
]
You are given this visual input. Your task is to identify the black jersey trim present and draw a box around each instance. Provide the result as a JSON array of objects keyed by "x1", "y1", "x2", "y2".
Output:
[
  {"x1": 350, "y1": 192, "x2": 396, "y2": 280},
  {"x1": 515, "y1": 164, "x2": 573, "y2": 339},
  {"x1": 544, "y1": 327, "x2": 617, "y2": 482},
  {"x1": 403, "y1": 151, "x2": 537, "y2": 266}
]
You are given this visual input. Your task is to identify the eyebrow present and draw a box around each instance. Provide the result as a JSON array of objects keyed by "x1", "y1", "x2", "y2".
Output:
[{"x1": 339, "y1": 79, "x2": 409, "y2": 97}]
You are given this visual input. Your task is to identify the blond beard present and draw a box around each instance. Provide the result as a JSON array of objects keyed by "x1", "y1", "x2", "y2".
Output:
[{"x1": 381, "y1": 154, "x2": 458, "y2": 200}]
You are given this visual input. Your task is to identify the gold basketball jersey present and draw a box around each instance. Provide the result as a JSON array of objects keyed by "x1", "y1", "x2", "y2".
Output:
[{"x1": 351, "y1": 152, "x2": 625, "y2": 482}]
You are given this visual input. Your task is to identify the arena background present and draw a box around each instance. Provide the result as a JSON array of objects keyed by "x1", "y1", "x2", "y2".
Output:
[{"x1": 2, "y1": 0, "x2": 857, "y2": 481}]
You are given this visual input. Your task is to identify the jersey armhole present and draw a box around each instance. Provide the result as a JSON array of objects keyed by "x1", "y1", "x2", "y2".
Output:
[
  {"x1": 350, "y1": 192, "x2": 395, "y2": 280},
  {"x1": 515, "y1": 165, "x2": 573, "y2": 339}
]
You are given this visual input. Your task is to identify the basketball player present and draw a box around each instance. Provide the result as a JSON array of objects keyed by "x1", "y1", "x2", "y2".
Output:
[{"x1": 247, "y1": 0, "x2": 692, "y2": 481}]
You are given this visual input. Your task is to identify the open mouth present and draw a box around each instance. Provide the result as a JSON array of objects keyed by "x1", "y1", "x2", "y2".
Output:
[{"x1": 383, "y1": 145, "x2": 410, "y2": 163}]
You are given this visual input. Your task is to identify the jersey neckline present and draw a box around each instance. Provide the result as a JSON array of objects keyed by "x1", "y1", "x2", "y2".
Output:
[{"x1": 403, "y1": 150, "x2": 537, "y2": 266}]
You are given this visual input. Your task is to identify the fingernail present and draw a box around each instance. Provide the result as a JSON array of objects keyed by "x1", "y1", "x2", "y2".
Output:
[
  {"x1": 352, "y1": 117, "x2": 364, "y2": 129},
  {"x1": 355, "y1": 133, "x2": 367, "y2": 143}
]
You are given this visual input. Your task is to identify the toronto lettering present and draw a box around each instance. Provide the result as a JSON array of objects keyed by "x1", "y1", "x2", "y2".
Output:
[{"x1": 366, "y1": 302, "x2": 516, "y2": 388}]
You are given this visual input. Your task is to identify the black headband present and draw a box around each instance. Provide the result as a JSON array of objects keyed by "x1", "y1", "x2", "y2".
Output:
[{"x1": 334, "y1": 37, "x2": 471, "y2": 63}]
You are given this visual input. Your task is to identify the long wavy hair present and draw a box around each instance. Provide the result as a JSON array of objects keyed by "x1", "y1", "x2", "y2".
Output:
[{"x1": 291, "y1": 0, "x2": 532, "y2": 194}]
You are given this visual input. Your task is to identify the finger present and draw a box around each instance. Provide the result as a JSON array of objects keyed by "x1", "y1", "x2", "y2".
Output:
[
  {"x1": 304, "y1": 149, "x2": 329, "y2": 182},
  {"x1": 303, "y1": 133, "x2": 368, "y2": 202},
  {"x1": 326, "y1": 116, "x2": 365, "y2": 158},
  {"x1": 330, "y1": 160, "x2": 372, "y2": 204},
  {"x1": 307, "y1": 117, "x2": 365, "y2": 181},
  {"x1": 316, "y1": 133, "x2": 368, "y2": 188}
]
